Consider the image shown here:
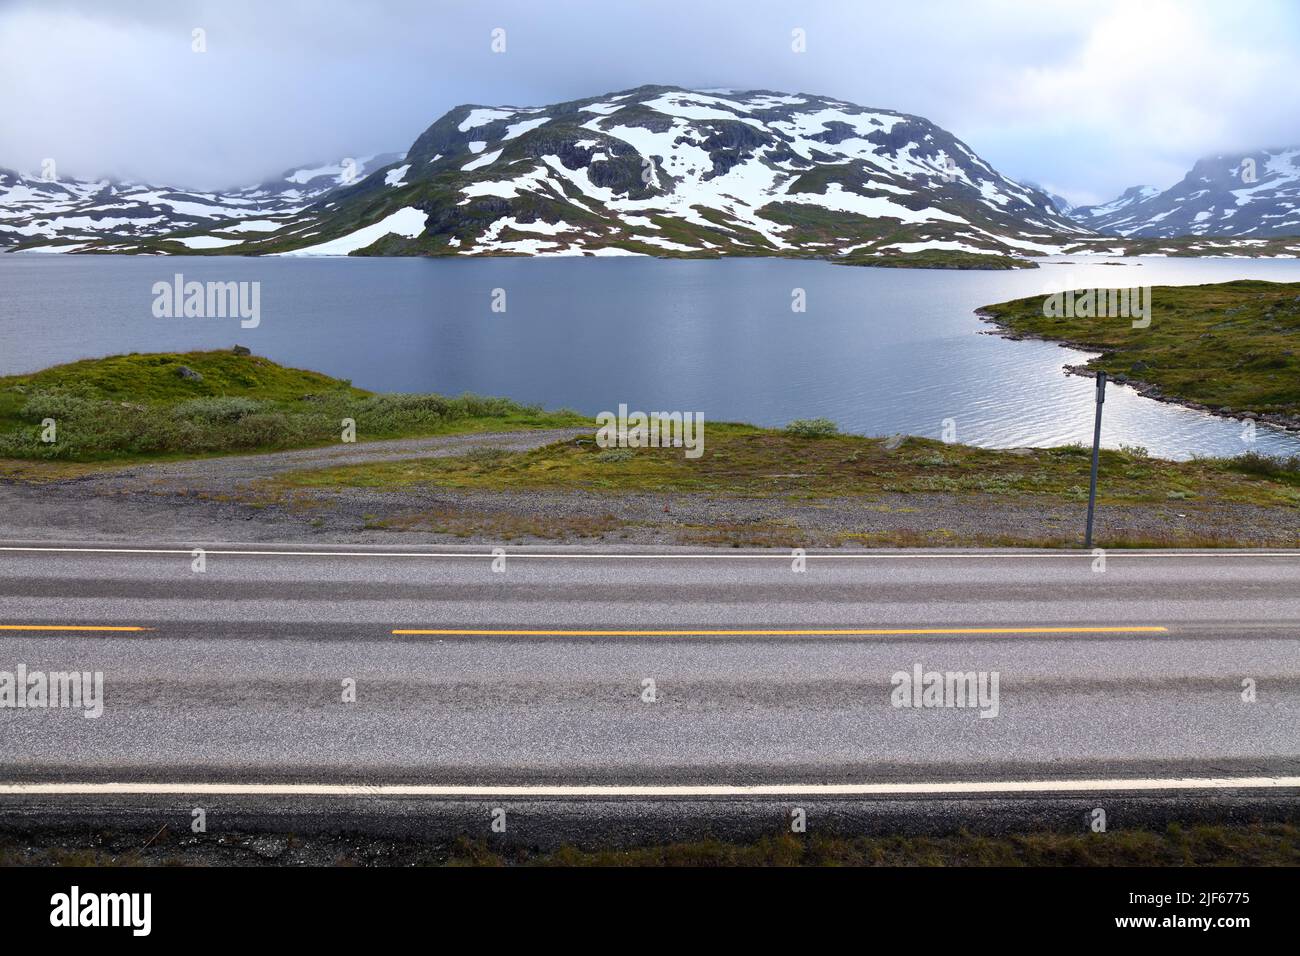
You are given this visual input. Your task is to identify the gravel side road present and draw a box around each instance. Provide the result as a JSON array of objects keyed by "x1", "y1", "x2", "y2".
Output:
[
  {"x1": 70, "y1": 428, "x2": 592, "y2": 487},
  {"x1": 0, "y1": 429, "x2": 1296, "y2": 547}
]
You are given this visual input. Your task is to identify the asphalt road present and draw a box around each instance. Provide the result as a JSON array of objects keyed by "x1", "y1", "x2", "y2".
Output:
[
  {"x1": 0, "y1": 541, "x2": 1296, "y2": 849},
  {"x1": 1, "y1": 540, "x2": 1297, "y2": 792}
]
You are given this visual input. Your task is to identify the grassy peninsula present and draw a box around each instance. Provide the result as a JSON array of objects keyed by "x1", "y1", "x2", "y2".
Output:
[{"x1": 978, "y1": 280, "x2": 1300, "y2": 430}]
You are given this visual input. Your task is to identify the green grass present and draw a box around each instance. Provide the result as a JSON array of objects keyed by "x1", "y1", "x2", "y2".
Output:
[
  {"x1": 5, "y1": 821, "x2": 1296, "y2": 867},
  {"x1": 271, "y1": 423, "x2": 1300, "y2": 510},
  {"x1": 470, "y1": 822, "x2": 1300, "y2": 867},
  {"x1": 0, "y1": 349, "x2": 365, "y2": 405},
  {"x1": 838, "y1": 248, "x2": 1036, "y2": 270},
  {"x1": 979, "y1": 280, "x2": 1300, "y2": 423},
  {"x1": 0, "y1": 350, "x2": 584, "y2": 464},
  {"x1": 8, "y1": 350, "x2": 1298, "y2": 536}
]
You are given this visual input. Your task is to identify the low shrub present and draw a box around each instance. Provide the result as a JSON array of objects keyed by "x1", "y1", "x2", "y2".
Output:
[
  {"x1": 1226, "y1": 451, "x2": 1300, "y2": 479},
  {"x1": 784, "y1": 418, "x2": 839, "y2": 438}
]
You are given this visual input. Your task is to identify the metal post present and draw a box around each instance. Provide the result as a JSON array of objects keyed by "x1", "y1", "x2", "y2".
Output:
[{"x1": 1084, "y1": 371, "x2": 1106, "y2": 549}]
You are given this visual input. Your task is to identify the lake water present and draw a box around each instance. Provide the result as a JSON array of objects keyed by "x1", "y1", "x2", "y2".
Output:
[{"x1": 2, "y1": 253, "x2": 1299, "y2": 460}]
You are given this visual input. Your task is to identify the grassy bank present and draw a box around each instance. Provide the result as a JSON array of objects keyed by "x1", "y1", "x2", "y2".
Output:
[
  {"x1": 272, "y1": 422, "x2": 1300, "y2": 510},
  {"x1": 4, "y1": 351, "x2": 1297, "y2": 548},
  {"x1": 459, "y1": 823, "x2": 1300, "y2": 867},
  {"x1": 836, "y1": 248, "x2": 1035, "y2": 270},
  {"x1": 4, "y1": 821, "x2": 1297, "y2": 867},
  {"x1": 0, "y1": 349, "x2": 584, "y2": 464},
  {"x1": 978, "y1": 280, "x2": 1300, "y2": 428}
]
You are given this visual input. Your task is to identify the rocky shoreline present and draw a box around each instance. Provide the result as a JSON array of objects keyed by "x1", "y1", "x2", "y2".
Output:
[{"x1": 974, "y1": 308, "x2": 1300, "y2": 436}]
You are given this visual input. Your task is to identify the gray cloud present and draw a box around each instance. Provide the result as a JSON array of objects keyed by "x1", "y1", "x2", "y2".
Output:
[{"x1": 2, "y1": 0, "x2": 1298, "y2": 203}]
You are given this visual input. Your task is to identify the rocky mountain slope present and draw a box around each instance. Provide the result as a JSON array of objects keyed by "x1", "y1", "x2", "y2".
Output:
[
  {"x1": 1070, "y1": 149, "x2": 1300, "y2": 238},
  {"x1": 0, "y1": 154, "x2": 400, "y2": 252},
  {"x1": 37, "y1": 86, "x2": 1096, "y2": 266},
  {"x1": 1018, "y1": 180, "x2": 1076, "y2": 217},
  {"x1": 8, "y1": 88, "x2": 1298, "y2": 263},
  {"x1": 1070, "y1": 185, "x2": 1161, "y2": 232}
]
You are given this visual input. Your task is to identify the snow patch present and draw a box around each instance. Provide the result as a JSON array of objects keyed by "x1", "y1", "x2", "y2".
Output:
[
  {"x1": 503, "y1": 117, "x2": 550, "y2": 140},
  {"x1": 171, "y1": 235, "x2": 244, "y2": 249},
  {"x1": 220, "y1": 219, "x2": 288, "y2": 234},
  {"x1": 462, "y1": 149, "x2": 504, "y2": 172},
  {"x1": 458, "y1": 108, "x2": 516, "y2": 132},
  {"x1": 274, "y1": 207, "x2": 428, "y2": 256}
]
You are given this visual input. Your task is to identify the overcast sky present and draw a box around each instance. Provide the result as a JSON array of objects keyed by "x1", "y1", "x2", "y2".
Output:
[{"x1": 2, "y1": 0, "x2": 1298, "y2": 204}]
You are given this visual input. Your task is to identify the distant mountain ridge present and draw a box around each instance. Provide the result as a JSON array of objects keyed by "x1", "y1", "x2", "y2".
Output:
[
  {"x1": 0, "y1": 154, "x2": 402, "y2": 251},
  {"x1": 8, "y1": 86, "x2": 1096, "y2": 265},
  {"x1": 4, "y1": 88, "x2": 1298, "y2": 263},
  {"x1": 1019, "y1": 180, "x2": 1076, "y2": 216},
  {"x1": 1070, "y1": 185, "x2": 1161, "y2": 230},
  {"x1": 1069, "y1": 149, "x2": 1300, "y2": 238}
]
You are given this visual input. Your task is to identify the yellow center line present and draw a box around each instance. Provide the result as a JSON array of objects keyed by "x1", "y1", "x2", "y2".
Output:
[
  {"x1": 0, "y1": 625, "x2": 151, "y2": 632},
  {"x1": 392, "y1": 626, "x2": 1169, "y2": 637}
]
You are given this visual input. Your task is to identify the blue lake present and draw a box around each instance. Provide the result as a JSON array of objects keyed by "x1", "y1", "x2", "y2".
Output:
[{"x1": 2, "y1": 252, "x2": 1299, "y2": 460}]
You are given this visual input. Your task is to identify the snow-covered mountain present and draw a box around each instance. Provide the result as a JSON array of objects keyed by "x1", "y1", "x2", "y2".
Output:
[
  {"x1": 0, "y1": 154, "x2": 401, "y2": 252},
  {"x1": 11, "y1": 89, "x2": 1296, "y2": 261},
  {"x1": 1069, "y1": 149, "x2": 1300, "y2": 238},
  {"x1": 1019, "y1": 181, "x2": 1075, "y2": 216},
  {"x1": 1069, "y1": 185, "x2": 1161, "y2": 232},
  {"x1": 41, "y1": 86, "x2": 1094, "y2": 265}
]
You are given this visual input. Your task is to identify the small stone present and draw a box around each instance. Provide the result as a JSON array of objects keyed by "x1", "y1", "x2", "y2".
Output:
[
  {"x1": 175, "y1": 365, "x2": 203, "y2": 381},
  {"x1": 233, "y1": 345, "x2": 251, "y2": 356}
]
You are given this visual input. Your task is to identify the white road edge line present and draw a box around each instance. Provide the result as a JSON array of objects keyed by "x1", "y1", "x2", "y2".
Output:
[
  {"x1": 2, "y1": 777, "x2": 1299, "y2": 798},
  {"x1": 1, "y1": 546, "x2": 1298, "y2": 560}
]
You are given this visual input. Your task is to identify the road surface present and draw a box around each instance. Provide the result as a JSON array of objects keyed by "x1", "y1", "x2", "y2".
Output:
[{"x1": 1, "y1": 542, "x2": 1297, "y2": 839}]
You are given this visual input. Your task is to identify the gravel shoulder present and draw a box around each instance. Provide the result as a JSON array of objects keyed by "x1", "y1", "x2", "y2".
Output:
[
  {"x1": 1, "y1": 428, "x2": 1296, "y2": 547},
  {"x1": 69, "y1": 428, "x2": 591, "y2": 488}
]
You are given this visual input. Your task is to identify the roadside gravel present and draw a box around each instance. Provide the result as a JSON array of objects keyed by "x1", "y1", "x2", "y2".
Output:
[{"x1": 1, "y1": 430, "x2": 1295, "y2": 546}]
